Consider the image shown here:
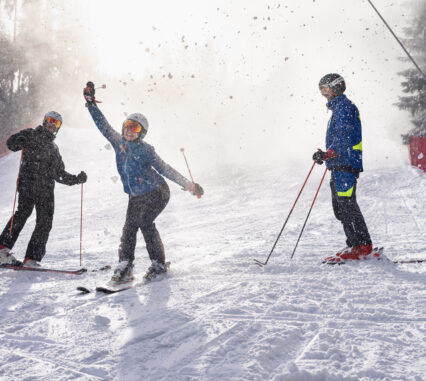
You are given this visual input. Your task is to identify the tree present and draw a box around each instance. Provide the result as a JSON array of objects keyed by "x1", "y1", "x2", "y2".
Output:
[{"x1": 397, "y1": 2, "x2": 426, "y2": 144}]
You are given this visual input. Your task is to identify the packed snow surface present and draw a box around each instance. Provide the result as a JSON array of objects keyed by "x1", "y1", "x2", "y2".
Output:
[{"x1": 0, "y1": 128, "x2": 425, "y2": 380}]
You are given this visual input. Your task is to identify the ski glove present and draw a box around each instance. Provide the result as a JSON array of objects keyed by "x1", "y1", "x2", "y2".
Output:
[
  {"x1": 312, "y1": 149, "x2": 338, "y2": 165},
  {"x1": 76, "y1": 171, "x2": 87, "y2": 184},
  {"x1": 185, "y1": 182, "x2": 204, "y2": 198},
  {"x1": 83, "y1": 81, "x2": 96, "y2": 107}
]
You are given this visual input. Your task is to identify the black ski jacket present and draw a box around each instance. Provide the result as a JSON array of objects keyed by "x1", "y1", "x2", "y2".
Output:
[{"x1": 7, "y1": 126, "x2": 80, "y2": 193}]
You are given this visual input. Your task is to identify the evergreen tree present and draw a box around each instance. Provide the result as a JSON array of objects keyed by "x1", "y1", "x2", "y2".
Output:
[{"x1": 397, "y1": 2, "x2": 426, "y2": 144}]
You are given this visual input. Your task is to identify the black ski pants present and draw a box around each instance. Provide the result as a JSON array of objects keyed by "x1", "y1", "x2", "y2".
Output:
[
  {"x1": 330, "y1": 173, "x2": 372, "y2": 248},
  {"x1": 119, "y1": 184, "x2": 170, "y2": 265},
  {"x1": 0, "y1": 189, "x2": 55, "y2": 261}
]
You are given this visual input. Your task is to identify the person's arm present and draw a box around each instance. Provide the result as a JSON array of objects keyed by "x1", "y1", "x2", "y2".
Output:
[
  {"x1": 84, "y1": 82, "x2": 121, "y2": 148},
  {"x1": 6, "y1": 129, "x2": 32, "y2": 151},
  {"x1": 150, "y1": 148, "x2": 192, "y2": 189},
  {"x1": 87, "y1": 105, "x2": 121, "y2": 148},
  {"x1": 149, "y1": 147, "x2": 204, "y2": 196}
]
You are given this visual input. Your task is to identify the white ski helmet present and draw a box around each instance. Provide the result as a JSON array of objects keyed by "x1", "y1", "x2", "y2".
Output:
[
  {"x1": 123, "y1": 113, "x2": 149, "y2": 139},
  {"x1": 43, "y1": 110, "x2": 63, "y2": 136},
  {"x1": 43, "y1": 110, "x2": 63, "y2": 125}
]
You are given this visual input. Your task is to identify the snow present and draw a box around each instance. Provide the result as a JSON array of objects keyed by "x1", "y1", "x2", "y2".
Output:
[{"x1": 0, "y1": 128, "x2": 425, "y2": 380}]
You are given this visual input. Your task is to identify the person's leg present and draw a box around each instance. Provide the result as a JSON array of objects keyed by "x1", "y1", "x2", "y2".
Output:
[
  {"x1": 333, "y1": 172, "x2": 371, "y2": 247},
  {"x1": 118, "y1": 197, "x2": 142, "y2": 265},
  {"x1": 139, "y1": 184, "x2": 170, "y2": 264},
  {"x1": 25, "y1": 192, "x2": 55, "y2": 262},
  {"x1": 330, "y1": 174, "x2": 353, "y2": 247},
  {"x1": 0, "y1": 191, "x2": 35, "y2": 249}
]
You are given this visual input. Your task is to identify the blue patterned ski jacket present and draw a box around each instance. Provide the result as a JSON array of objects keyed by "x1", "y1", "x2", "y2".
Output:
[
  {"x1": 88, "y1": 106, "x2": 191, "y2": 196},
  {"x1": 325, "y1": 94, "x2": 363, "y2": 172}
]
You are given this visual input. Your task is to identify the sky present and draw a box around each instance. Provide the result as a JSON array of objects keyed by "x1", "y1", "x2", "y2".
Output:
[
  {"x1": 82, "y1": 0, "x2": 419, "y2": 172},
  {"x1": 4, "y1": 0, "x2": 424, "y2": 173}
]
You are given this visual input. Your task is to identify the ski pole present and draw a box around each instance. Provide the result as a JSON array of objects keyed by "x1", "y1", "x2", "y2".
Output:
[
  {"x1": 9, "y1": 148, "x2": 24, "y2": 236},
  {"x1": 254, "y1": 161, "x2": 317, "y2": 267},
  {"x1": 180, "y1": 148, "x2": 201, "y2": 199},
  {"x1": 80, "y1": 183, "x2": 84, "y2": 267},
  {"x1": 290, "y1": 167, "x2": 328, "y2": 260}
]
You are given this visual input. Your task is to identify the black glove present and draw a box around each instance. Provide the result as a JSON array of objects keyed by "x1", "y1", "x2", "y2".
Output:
[
  {"x1": 76, "y1": 171, "x2": 87, "y2": 184},
  {"x1": 15, "y1": 136, "x2": 28, "y2": 148},
  {"x1": 83, "y1": 82, "x2": 96, "y2": 107},
  {"x1": 312, "y1": 150, "x2": 326, "y2": 165}
]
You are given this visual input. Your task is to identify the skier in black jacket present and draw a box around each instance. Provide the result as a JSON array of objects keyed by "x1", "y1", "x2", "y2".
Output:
[{"x1": 0, "y1": 111, "x2": 87, "y2": 267}]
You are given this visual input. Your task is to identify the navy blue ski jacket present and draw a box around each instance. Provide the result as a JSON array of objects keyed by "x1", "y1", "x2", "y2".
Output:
[
  {"x1": 88, "y1": 106, "x2": 191, "y2": 196},
  {"x1": 325, "y1": 94, "x2": 363, "y2": 172}
]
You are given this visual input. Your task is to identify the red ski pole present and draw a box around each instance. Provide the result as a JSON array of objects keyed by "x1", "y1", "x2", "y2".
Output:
[
  {"x1": 254, "y1": 161, "x2": 317, "y2": 267},
  {"x1": 180, "y1": 148, "x2": 201, "y2": 199},
  {"x1": 290, "y1": 167, "x2": 328, "y2": 260},
  {"x1": 80, "y1": 183, "x2": 84, "y2": 267},
  {"x1": 9, "y1": 149, "x2": 24, "y2": 236}
]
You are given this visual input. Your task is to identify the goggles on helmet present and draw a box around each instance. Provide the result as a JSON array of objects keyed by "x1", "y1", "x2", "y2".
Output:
[
  {"x1": 123, "y1": 120, "x2": 142, "y2": 133},
  {"x1": 44, "y1": 117, "x2": 62, "y2": 129}
]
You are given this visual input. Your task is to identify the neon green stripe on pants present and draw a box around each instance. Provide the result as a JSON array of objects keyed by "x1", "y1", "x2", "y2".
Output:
[{"x1": 337, "y1": 186, "x2": 354, "y2": 197}]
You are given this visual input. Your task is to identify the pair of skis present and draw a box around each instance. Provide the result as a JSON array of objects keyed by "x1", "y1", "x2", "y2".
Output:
[{"x1": 77, "y1": 261, "x2": 171, "y2": 295}]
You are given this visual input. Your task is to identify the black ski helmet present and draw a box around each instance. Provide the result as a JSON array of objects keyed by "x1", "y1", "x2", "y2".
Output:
[{"x1": 318, "y1": 73, "x2": 346, "y2": 95}]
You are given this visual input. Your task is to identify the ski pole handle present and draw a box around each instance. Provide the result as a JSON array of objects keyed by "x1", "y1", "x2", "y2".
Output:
[{"x1": 180, "y1": 148, "x2": 201, "y2": 199}]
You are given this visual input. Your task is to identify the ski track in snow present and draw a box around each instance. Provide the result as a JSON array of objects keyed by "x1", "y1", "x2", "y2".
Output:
[{"x1": 0, "y1": 128, "x2": 425, "y2": 380}]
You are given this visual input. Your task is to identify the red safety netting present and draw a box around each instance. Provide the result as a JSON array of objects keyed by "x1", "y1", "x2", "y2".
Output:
[{"x1": 409, "y1": 136, "x2": 426, "y2": 172}]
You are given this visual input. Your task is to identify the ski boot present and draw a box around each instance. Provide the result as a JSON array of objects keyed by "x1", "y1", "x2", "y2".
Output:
[
  {"x1": 339, "y1": 244, "x2": 373, "y2": 261},
  {"x1": 323, "y1": 246, "x2": 351, "y2": 264},
  {"x1": 23, "y1": 258, "x2": 41, "y2": 268},
  {"x1": 144, "y1": 260, "x2": 168, "y2": 281},
  {"x1": 0, "y1": 245, "x2": 22, "y2": 266},
  {"x1": 111, "y1": 261, "x2": 134, "y2": 284}
]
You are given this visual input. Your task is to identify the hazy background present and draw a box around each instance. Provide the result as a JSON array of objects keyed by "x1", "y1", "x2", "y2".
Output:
[{"x1": 1, "y1": 0, "x2": 423, "y2": 175}]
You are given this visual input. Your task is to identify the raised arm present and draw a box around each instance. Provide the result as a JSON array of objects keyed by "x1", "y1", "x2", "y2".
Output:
[
  {"x1": 87, "y1": 105, "x2": 121, "y2": 148},
  {"x1": 84, "y1": 82, "x2": 121, "y2": 148}
]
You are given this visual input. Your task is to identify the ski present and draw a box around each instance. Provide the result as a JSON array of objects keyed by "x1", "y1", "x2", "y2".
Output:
[
  {"x1": 323, "y1": 247, "x2": 385, "y2": 265},
  {"x1": 393, "y1": 259, "x2": 426, "y2": 264},
  {"x1": 323, "y1": 247, "x2": 425, "y2": 265},
  {"x1": 77, "y1": 262, "x2": 171, "y2": 295},
  {"x1": 77, "y1": 280, "x2": 135, "y2": 295},
  {"x1": 96, "y1": 283, "x2": 134, "y2": 294},
  {"x1": 0, "y1": 263, "x2": 87, "y2": 275},
  {"x1": 1, "y1": 263, "x2": 111, "y2": 275}
]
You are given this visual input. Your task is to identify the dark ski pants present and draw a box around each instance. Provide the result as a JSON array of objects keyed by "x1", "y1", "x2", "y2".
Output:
[
  {"x1": 119, "y1": 184, "x2": 170, "y2": 265},
  {"x1": 0, "y1": 190, "x2": 54, "y2": 261},
  {"x1": 330, "y1": 174, "x2": 372, "y2": 248}
]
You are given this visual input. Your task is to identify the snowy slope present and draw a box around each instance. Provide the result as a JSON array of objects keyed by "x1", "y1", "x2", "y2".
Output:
[{"x1": 0, "y1": 128, "x2": 425, "y2": 381}]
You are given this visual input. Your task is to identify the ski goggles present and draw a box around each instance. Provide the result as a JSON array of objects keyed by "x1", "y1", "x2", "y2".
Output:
[
  {"x1": 44, "y1": 117, "x2": 62, "y2": 129},
  {"x1": 123, "y1": 120, "x2": 142, "y2": 133}
]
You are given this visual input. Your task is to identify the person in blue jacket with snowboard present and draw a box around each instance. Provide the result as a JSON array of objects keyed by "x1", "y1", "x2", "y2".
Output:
[
  {"x1": 312, "y1": 74, "x2": 372, "y2": 263},
  {"x1": 83, "y1": 82, "x2": 203, "y2": 282}
]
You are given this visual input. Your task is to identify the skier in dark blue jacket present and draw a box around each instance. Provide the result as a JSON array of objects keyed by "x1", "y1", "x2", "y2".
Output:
[
  {"x1": 312, "y1": 74, "x2": 372, "y2": 263},
  {"x1": 84, "y1": 82, "x2": 203, "y2": 282}
]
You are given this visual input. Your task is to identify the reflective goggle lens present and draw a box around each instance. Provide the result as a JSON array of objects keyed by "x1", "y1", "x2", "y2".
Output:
[
  {"x1": 123, "y1": 120, "x2": 142, "y2": 133},
  {"x1": 45, "y1": 117, "x2": 61, "y2": 128}
]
